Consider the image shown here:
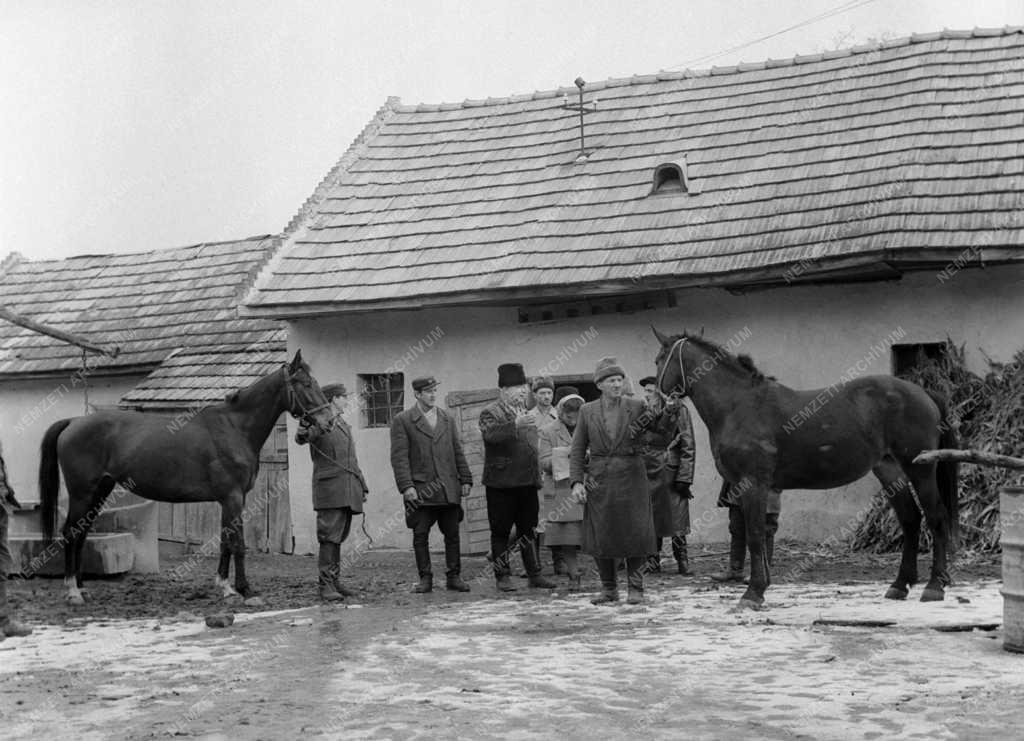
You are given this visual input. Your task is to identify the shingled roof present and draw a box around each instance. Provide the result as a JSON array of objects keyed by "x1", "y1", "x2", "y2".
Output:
[
  {"x1": 0, "y1": 236, "x2": 282, "y2": 377},
  {"x1": 244, "y1": 28, "x2": 1024, "y2": 316}
]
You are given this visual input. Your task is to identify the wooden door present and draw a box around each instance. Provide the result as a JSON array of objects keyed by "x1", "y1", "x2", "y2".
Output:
[{"x1": 445, "y1": 388, "x2": 498, "y2": 555}]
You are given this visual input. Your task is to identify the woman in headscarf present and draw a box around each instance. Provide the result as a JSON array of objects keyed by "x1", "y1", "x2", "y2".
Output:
[{"x1": 538, "y1": 387, "x2": 586, "y2": 590}]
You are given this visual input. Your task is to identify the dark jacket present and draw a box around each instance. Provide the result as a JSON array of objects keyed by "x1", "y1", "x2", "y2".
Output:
[
  {"x1": 390, "y1": 404, "x2": 472, "y2": 508},
  {"x1": 667, "y1": 403, "x2": 696, "y2": 485},
  {"x1": 296, "y1": 417, "x2": 367, "y2": 512},
  {"x1": 569, "y1": 396, "x2": 655, "y2": 557},
  {"x1": 478, "y1": 400, "x2": 541, "y2": 489}
]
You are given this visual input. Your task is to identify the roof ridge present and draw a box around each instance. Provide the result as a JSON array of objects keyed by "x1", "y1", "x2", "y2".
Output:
[
  {"x1": 395, "y1": 26, "x2": 1024, "y2": 112},
  {"x1": 11, "y1": 234, "x2": 277, "y2": 264}
]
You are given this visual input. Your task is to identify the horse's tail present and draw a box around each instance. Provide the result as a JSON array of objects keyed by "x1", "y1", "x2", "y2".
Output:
[
  {"x1": 40, "y1": 418, "x2": 73, "y2": 544},
  {"x1": 927, "y1": 391, "x2": 960, "y2": 552}
]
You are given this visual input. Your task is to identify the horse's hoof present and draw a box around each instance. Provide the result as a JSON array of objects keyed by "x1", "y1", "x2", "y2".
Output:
[
  {"x1": 884, "y1": 587, "x2": 908, "y2": 601},
  {"x1": 737, "y1": 597, "x2": 764, "y2": 611},
  {"x1": 920, "y1": 588, "x2": 945, "y2": 602}
]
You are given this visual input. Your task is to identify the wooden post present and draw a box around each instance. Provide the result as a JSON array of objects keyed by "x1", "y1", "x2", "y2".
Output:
[{"x1": 913, "y1": 449, "x2": 1024, "y2": 470}]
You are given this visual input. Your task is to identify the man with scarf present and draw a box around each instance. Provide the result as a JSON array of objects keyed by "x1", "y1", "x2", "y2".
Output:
[{"x1": 570, "y1": 357, "x2": 656, "y2": 605}]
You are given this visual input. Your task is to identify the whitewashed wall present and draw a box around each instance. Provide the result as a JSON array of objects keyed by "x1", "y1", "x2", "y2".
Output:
[{"x1": 286, "y1": 264, "x2": 1024, "y2": 555}]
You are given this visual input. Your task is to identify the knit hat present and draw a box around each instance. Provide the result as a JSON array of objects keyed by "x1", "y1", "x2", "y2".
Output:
[
  {"x1": 593, "y1": 356, "x2": 626, "y2": 383},
  {"x1": 497, "y1": 363, "x2": 527, "y2": 388},
  {"x1": 531, "y1": 376, "x2": 554, "y2": 392},
  {"x1": 553, "y1": 385, "x2": 579, "y2": 405}
]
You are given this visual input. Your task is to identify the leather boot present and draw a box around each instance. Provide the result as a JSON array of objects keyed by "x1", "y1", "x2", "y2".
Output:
[
  {"x1": 317, "y1": 542, "x2": 344, "y2": 601},
  {"x1": 329, "y1": 543, "x2": 357, "y2": 597},
  {"x1": 626, "y1": 556, "x2": 646, "y2": 604},
  {"x1": 711, "y1": 507, "x2": 747, "y2": 582},
  {"x1": 444, "y1": 535, "x2": 470, "y2": 592},
  {"x1": 492, "y1": 533, "x2": 517, "y2": 592},
  {"x1": 647, "y1": 538, "x2": 663, "y2": 573},
  {"x1": 591, "y1": 558, "x2": 619, "y2": 605},
  {"x1": 413, "y1": 540, "x2": 433, "y2": 593},
  {"x1": 672, "y1": 536, "x2": 692, "y2": 576},
  {"x1": 522, "y1": 537, "x2": 556, "y2": 588}
]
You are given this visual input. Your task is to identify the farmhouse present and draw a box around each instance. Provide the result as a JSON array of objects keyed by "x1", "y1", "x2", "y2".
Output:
[
  {"x1": 0, "y1": 236, "x2": 290, "y2": 569},
  {"x1": 237, "y1": 28, "x2": 1024, "y2": 555}
]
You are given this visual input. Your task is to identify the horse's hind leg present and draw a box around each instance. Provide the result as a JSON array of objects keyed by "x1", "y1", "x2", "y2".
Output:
[
  {"x1": 62, "y1": 476, "x2": 115, "y2": 605},
  {"x1": 909, "y1": 463, "x2": 950, "y2": 602},
  {"x1": 214, "y1": 492, "x2": 245, "y2": 599},
  {"x1": 874, "y1": 459, "x2": 920, "y2": 600}
]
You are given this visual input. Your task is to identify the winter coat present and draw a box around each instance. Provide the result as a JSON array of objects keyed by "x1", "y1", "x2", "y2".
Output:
[
  {"x1": 479, "y1": 401, "x2": 541, "y2": 489},
  {"x1": 390, "y1": 404, "x2": 472, "y2": 508},
  {"x1": 538, "y1": 418, "x2": 583, "y2": 524},
  {"x1": 296, "y1": 417, "x2": 367, "y2": 512},
  {"x1": 569, "y1": 396, "x2": 655, "y2": 557},
  {"x1": 640, "y1": 404, "x2": 683, "y2": 538}
]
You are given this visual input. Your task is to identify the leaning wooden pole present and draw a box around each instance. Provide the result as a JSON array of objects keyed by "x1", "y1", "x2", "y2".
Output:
[
  {"x1": 913, "y1": 449, "x2": 1024, "y2": 470},
  {"x1": 0, "y1": 305, "x2": 119, "y2": 358}
]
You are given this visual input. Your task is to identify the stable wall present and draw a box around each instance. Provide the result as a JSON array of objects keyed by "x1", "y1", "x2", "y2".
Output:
[{"x1": 285, "y1": 264, "x2": 1024, "y2": 555}]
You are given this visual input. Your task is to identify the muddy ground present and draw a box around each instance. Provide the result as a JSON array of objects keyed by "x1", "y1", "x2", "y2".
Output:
[{"x1": 1, "y1": 543, "x2": 1016, "y2": 741}]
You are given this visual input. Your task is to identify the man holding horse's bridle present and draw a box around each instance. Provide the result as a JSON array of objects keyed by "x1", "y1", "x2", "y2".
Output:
[{"x1": 0, "y1": 440, "x2": 32, "y2": 639}]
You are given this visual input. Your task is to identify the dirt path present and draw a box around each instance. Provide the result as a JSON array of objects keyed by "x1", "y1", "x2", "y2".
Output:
[{"x1": 1, "y1": 545, "x2": 1016, "y2": 740}]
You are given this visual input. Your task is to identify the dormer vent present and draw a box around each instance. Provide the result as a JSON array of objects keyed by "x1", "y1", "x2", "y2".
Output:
[{"x1": 652, "y1": 157, "x2": 700, "y2": 195}]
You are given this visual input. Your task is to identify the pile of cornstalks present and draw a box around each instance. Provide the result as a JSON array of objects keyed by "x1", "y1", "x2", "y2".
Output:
[{"x1": 850, "y1": 340, "x2": 1024, "y2": 554}]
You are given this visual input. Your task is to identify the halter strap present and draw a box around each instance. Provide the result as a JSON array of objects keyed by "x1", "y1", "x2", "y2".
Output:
[
  {"x1": 657, "y1": 337, "x2": 688, "y2": 398},
  {"x1": 283, "y1": 364, "x2": 333, "y2": 424}
]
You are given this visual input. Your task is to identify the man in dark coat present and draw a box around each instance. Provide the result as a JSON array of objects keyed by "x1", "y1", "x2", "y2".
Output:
[
  {"x1": 295, "y1": 383, "x2": 368, "y2": 602},
  {"x1": 390, "y1": 376, "x2": 473, "y2": 593},
  {"x1": 479, "y1": 363, "x2": 556, "y2": 592},
  {"x1": 570, "y1": 357, "x2": 655, "y2": 605},
  {"x1": 0, "y1": 440, "x2": 32, "y2": 638}
]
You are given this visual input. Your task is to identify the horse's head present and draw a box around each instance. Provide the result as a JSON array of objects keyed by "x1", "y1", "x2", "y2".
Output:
[
  {"x1": 652, "y1": 326, "x2": 691, "y2": 398},
  {"x1": 284, "y1": 350, "x2": 335, "y2": 433}
]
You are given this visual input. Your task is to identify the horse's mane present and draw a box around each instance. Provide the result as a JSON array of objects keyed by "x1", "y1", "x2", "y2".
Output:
[{"x1": 680, "y1": 333, "x2": 771, "y2": 383}]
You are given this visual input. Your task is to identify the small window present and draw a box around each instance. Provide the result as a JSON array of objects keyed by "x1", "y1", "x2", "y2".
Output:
[
  {"x1": 892, "y1": 343, "x2": 948, "y2": 378},
  {"x1": 651, "y1": 157, "x2": 700, "y2": 195},
  {"x1": 357, "y1": 373, "x2": 404, "y2": 428}
]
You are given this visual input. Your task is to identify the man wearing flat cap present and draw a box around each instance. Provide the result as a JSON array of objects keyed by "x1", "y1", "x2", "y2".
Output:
[
  {"x1": 295, "y1": 383, "x2": 368, "y2": 602},
  {"x1": 570, "y1": 357, "x2": 656, "y2": 605},
  {"x1": 391, "y1": 376, "x2": 473, "y2": 593},
  {"x1": 479, "y1": 363, "x2": 557, "y2": 592}
]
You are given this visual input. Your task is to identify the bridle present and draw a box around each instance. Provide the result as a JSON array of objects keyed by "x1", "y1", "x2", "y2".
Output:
[
  {"x1": 283, "y1": 365, "x2": 333, "y2": 427},
  {"x1": 656, "y1": 337, "x2": 689, "y2": 400}
]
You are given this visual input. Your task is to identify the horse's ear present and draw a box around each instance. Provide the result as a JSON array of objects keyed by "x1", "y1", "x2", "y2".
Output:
[
  {"x1": 651, "y1": 326, "x2": 672, "y2": 346},
  {"x1": 289, "y1": 350, "x2": 303, "y2": 372}
]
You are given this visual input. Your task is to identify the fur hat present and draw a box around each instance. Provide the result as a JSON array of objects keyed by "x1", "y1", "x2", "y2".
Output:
[
  {"x1": 531, "y1": 376, "x2": 554, "y2": 392},
  {"x1": 553, "y1": 385, "x2": 579, "y2": 405},
  {"x1": 593, "y1": 356, "x2": 626, "y2": 383},
  {"x1": 497, "y1": 363, "x2": 527, "y2": 388},
  {"x1": 321, "y1": 383, "x2": 347, "y2": 399}
]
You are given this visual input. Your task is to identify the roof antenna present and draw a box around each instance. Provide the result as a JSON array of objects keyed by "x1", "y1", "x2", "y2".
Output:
[{"x1": 562, "y1": 77, "x2": 598, "y2": 160}]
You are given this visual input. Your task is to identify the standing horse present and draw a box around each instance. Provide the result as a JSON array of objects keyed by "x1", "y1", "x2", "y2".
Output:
[
  {"x1": 652, "y1": 328, "x2": 959, "y2": 610},
  {"x1": 39, "y1": 350, "x2": 334, "y2": 605}
]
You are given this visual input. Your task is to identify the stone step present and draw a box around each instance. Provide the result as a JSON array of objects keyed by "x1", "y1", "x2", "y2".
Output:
[{"x1": 9, "y1": 532, "x2": 136, "y2": 577}]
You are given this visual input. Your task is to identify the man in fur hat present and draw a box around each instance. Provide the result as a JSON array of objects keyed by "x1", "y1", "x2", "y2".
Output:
[
  {"x1": 390, "y1": 376, "x2": 473, "y2": 593},
  {"x1": 295, "y1": 383, "x2": 368, "y2": 602},
  {"x1": 0, "y1": 440, "x2": 32, "y2": 639},
  {"x1": 570, "y1": 357, "x2": 656, "y2": 604},
  {"x1": 479, "y1": 363, "x2": 557, "y2": 592}
]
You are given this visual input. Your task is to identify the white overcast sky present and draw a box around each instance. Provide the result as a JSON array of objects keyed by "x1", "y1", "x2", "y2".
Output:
[{"x1": 2, "y1": 0, "x2": 1021, "y2": 261}]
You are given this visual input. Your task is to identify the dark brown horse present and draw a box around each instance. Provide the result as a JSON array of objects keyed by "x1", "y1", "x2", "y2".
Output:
[
  {"x1": 39, "y1": 351, "x2": 334, "y2": 605},
  {"x1": 652, "y1": 329, "x2": 959, "y2": 609}
]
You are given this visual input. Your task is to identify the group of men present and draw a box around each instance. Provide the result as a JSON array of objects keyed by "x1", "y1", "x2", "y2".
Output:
[{"x1": 297, "y1": 356, "x2": 701, "y2": 605}]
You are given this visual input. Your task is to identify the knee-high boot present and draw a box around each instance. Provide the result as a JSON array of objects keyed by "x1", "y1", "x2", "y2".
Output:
[
  {"x1": 412, "y1": 538, "x2": 433, "y2": 593},
  {"x1": 671, "y1": 535, "x2": 691, "y2": 576},
  {"x1": 711, "y1": 507, "x2": 746, "y2": 582},
  {"x1": 444, "y1": 534, "x2": 469, "y2": 592},
  {"x1": 491, "y1": 533, "x2": 516, "y2": 592},
  {"x1": 521, "y1": 536, "x2": 556, "y2": 588},
  {"x1": 625, "y1": 556, "x2": 646, "y2": 604},
  {"x1": 318, "y1": 542, "x2": 344, "y2": 601},
  {"x1": 591, "y1": 557, "x2": 619, "y2": 605}
]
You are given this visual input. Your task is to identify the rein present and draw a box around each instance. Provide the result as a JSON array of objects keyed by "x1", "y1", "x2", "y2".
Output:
[{"x1": 657, "y1": 337, "x2": 689, "y2": 399}]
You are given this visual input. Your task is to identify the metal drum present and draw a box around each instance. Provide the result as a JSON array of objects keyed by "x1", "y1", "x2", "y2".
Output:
[{"x1": 1001, "y1": 485, "x2": 1024, "y2": 653}]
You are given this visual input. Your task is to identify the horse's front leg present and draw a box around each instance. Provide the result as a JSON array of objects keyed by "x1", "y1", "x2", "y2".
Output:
[{"x1": 738, "y1": 480, "x2": 769, "y2": 610}]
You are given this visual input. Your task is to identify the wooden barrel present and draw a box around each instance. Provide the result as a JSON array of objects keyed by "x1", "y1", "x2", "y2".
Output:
[{"x1": 1001, "y1": 485, "x2": 1024, "y2": 653}]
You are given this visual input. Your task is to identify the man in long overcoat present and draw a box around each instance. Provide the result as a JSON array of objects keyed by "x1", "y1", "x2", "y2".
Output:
[
  {"x1": 296, "y1": 384, "x2": 368, "y2": 601},
  {"x1": 0, "y1": 440, "x2": 32, "y2": 639},
  {"x1": 390, "y1": 376, "x2": 473, "y2": 593},
  {"x1": 479, "y1": 363, "x2": 556, "y2": 592},
  {"x1": 570, "y1": 357, "x2": 656, "y2": 605}
]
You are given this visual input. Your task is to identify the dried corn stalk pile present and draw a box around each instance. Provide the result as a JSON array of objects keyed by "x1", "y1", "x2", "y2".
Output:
[{"x1": 850, "y1": 341, "x2": 1024, "y2": 554}]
